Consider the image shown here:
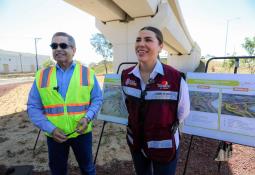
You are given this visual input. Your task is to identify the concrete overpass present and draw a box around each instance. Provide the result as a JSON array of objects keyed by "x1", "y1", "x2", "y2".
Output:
[{"x1": 64, "y1": 0, "x2": 201, "y2": 72}]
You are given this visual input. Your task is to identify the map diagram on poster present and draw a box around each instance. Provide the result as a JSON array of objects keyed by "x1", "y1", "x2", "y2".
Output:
[
  {"x1": 97, "y1": 74, "x2": 128, "y2": 125},
  {"x1": 182, "y1": 72, "x2": 255, "y2": 147}
]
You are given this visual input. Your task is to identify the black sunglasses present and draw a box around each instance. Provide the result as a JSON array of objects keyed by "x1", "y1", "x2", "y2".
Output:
[{"x1": 50, "y1": 43, "x2": 71, "y2": 49}]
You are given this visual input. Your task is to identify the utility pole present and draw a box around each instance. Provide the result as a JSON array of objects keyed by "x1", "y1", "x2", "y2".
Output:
[
  {"x1": 19, "y1": 53, "x2": 23, "y2": 73},
  {"x1": 224, "y1": 17, "x2": 240, "y2": 56},
  {"x1": 34, "y1": 37, "x2": 41, "y2": 71}
]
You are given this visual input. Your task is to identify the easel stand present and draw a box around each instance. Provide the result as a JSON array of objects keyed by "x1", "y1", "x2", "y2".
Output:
[
  {"x1": 94, "y1": 121, "x2": 107, "y2": 164},
  {"x1": 33, "y1": 129, "x2": 41, "y2": 155},
  {"x1": 182, "y1": 135, "x2": 193, "y2": 175}
]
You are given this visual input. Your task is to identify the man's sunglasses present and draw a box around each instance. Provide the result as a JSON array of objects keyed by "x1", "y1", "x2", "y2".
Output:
[{"x1": 50, "y1": 43, "x2": 71, "y2": 50}]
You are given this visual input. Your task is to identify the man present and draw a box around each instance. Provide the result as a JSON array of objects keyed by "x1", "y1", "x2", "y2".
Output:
[{"x1": 27, "y1": 32, "x2": 103, "y2": 175}]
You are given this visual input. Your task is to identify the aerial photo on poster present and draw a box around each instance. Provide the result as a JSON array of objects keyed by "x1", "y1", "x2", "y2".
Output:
[
  {"x1": 190, "y1": 91, "x2": 218, "y2": 113},
  {"x1": 183, "y1": 72, "x2": 255, "y2": 147},
  {"x1": 221, "y1": 94, "x2": 255, "y2": 118},
  {"x1": 98, "y1": 74, "x2": 128, "y2": 125}
]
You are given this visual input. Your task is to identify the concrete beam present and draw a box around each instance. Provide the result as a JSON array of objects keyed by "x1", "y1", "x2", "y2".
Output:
[
  {"x1": 64, "y1": 0, "x2": 126, "y2": 22},
  {"x1": 167, "y1": 0, "x2": 194, "y2": 45},
  {"x1": 168, "y1": 42, "x2": 201, "y2": 73},
  {"x1": 151, "y1": 3, "x2": 192, "y2": 54},
  {"x1": 112, "y1": 0, "x2": 159, "y2": 18}
]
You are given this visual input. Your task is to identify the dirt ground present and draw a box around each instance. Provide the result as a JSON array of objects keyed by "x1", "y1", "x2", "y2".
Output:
[{"x1": 0, "y1": 82, "x2": 255, "y2": 175}]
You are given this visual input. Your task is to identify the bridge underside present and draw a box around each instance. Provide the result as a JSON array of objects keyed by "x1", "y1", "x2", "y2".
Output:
[{"x1": 64, "y1": 0, "x2": 201, "y2": 72}]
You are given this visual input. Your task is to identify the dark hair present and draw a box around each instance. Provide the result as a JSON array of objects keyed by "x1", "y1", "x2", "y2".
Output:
[
  {"x1": 140, "y1": 26, "x2": 163, "y2": 45},
  {"x1": 52, "y1": 32, "x2": 76, "y2": 48}
]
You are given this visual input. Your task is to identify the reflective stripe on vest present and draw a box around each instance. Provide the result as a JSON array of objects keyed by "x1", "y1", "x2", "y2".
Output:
[
  {"x1": 145, "y1": 91, "x2": 178, "y2": 100},
  {"x1": 44, "y1": 104, "x2": 64, "y2": 116},
  {"x1": 147, "y1": 139, "x2": 173, "y2": 149},
  {"x1": 39, "y1": 67, "x2": 54, "y2": 88},
  {"x1": 123, "y1": 86, "x2": 178, "y2": 100},
  {"x1": 40, "y1": 66, "x2": 89, "y2": 88},
  {"x1": 127, "y1": 134, "x2": 134, "y2": 145},
  {"x1": 43, "y1": 102, "x2": 91, "y2": 116},
  {"x1": 80, "y1": 65, "x2": 90, "y2": 86},
  {"x1": 67, "y1": 102, "x2": 90, "y2": 115},
  {"x1": 122, "y1": 86, "x2": 141, "y2": 98}
]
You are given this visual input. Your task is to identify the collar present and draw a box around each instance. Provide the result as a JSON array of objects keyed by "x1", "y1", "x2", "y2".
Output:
[
  {"x1": 56, "y1": 61, "x2": 75, "y2": 72},
  {"x1": 129, "y1": 59, "x2": 164, "y2": 80}
]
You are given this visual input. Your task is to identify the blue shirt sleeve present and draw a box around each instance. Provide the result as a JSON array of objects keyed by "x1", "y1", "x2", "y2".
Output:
[
  {"x1": 27, "y1": 80, "x2": 56, "y2": 134},
  {"x1": 85, "y1": 75, "x2": 103, "y2": 120}
]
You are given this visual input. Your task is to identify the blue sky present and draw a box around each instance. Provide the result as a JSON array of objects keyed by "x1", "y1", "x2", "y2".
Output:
[
  {"x1": 0, "y1": 0, "x2": 254, "y2": 65},
  {"x1": 179, "y1": 0, "x2": 255, "y2": 57}
]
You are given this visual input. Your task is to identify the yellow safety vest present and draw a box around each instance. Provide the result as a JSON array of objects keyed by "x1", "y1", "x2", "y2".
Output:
[{"x1": 35, "y1": 63, "x2": 94, "y2": 138}]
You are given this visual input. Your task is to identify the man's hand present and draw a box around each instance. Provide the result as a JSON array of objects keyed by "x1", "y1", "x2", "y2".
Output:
[
  {"x1": 76, "y1": 118, "x2": 89, "y2": 134},
  {"x1": 52, "y1": 128, "x2": 67, "y2": 143}
]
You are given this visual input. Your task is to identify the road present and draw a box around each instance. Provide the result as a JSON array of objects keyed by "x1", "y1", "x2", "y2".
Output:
[{"x1": 0, "y1": 77, "x2": 34, "y2": 85}]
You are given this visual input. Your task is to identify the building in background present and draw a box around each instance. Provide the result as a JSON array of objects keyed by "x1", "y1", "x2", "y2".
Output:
[{"x1": 0, "y1": 49, "x2": 49, "y2": 73}]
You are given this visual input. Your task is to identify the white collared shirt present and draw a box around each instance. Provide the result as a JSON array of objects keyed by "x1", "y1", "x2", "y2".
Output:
[{"x1": 128, "y1": 59, "x2": 190, "y2": 123}]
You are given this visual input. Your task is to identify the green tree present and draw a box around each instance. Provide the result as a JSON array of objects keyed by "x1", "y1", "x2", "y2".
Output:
[
  {"x1": 90, "y1": 33, "x2": 112, "y2": 73},
  {"x1": 241, "y1": 36, "x2": 255, "y2": 73},
  {"x1": 242, "y1": 37, "x2": 255, "y2": 56},
  {"x1": 42, "y1": 58, "x2": 55, "y2": 68},
  {"x1": 222, "y1": 52, "x2": 236, "y2": 72}
]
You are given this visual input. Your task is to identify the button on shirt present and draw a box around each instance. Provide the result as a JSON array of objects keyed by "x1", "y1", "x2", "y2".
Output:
[
  {"x1": 27, "y1": 62, "x2": 103, "y2": 134},
  {"x1": 128, "y1": 59, "x2": 190, "y2": 123}
]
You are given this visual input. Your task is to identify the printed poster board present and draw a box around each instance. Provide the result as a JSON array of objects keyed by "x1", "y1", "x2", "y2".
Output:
[
  {"x1": 97, "y1": 74, "x2": 128, "y2": 125},
  {"x1": 182, "y1": 72, "x2": 255, "y2": 147}
]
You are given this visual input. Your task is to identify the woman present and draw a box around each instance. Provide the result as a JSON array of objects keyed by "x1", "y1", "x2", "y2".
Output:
[{"x1": 121, "y1": 26, "x2": 190, "y2": 175}]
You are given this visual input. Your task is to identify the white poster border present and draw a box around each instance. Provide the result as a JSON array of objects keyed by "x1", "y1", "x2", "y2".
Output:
[{"x1": 182, "y1": 72, "x2": 255, "y2": 147}]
